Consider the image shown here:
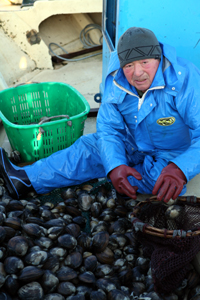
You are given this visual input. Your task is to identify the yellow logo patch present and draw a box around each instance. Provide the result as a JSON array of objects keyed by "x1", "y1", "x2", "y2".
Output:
[{"x1": 157, "y1": 117, "x2": 175, "y2": 126}]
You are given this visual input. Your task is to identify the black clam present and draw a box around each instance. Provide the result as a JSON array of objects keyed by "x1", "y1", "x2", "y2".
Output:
[
  {"x1": 58, "y1": 234, "x2": 77, "y2": 249},
  {"x1": 44, "y1": 294, "x2": 65, "y2": 300},
  {"x1": 41, "y1": 270, "x2": 59, "y2": 293},
  {"x1": 18, "y1": 266, "x2": 44, "y2": 282},
  {"x1": 24, "y1": 250, "x2": 48, "y2": 266},
  {"x1": 78, "y1": 193, "x2": 94, "y2": 211},
  {"x1": 0, "y1": 177, "x2": 196, "y2": 299},
  {"x1": 4, "y1": 274, "x2": 20, "y2": 296},
  {"x1": 7, "y1": 236, "x2": 29, "y2": 257},
  {"x1": 65, "y1": 251, "x2": 83, "y2": 269},
  {"x1": 22, "y1": 223, "x2": 42, "y2": 237},
  {"x1": 18, "y1": 281, "x2": 44, "y2": 300},
  {"x1": 57, "y1": 281, "x2": 76, "y2": 296},
  {"x1": 56, "y1": 266, "x2": 78, "y2": 281},
  {"x1": 92, "y1": 231, "x2": 109, "y2": 253},
  {"x1": 4, "y1": 256, "x2": 24, "y2": 274}
]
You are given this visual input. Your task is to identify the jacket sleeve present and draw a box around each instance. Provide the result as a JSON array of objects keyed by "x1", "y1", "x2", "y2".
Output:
[
  {"x1": 171, "y1": 65, "x2": 200, "y2": 182},
  {"x1": 96, "y1": 101, "x2": 129, "y2": 175}
]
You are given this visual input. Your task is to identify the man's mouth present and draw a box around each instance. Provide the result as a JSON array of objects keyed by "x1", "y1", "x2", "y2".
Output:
[{"x1": 134, "y1": 79, "x2": 147, "y2": 84}]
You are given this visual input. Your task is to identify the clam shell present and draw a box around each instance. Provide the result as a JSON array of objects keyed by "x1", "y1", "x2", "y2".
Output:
[
  {"x1": 95, "y1": 264, "x2": 114, "y2": 277},
  {"x1": 64, "y1": 198, "x2": 78, "y2": 207},
  {"x1": 107, "y1": 289, "x2": 130, "y2": 300},
  {"x1": 45, "y1": 219, "x2": 65, "y2": 229},
  {"x1": 90, "y1": 289, "x2": 107, "y2": 300},
  {"x1": 4, "y1": 274, "x2": 20, "y2": 296},
  {"x1": 44, "y1": 294, "x2": 65, "y2": 300},
  {"x1": 6, "y1": 200, "x2": 24, "y2": 212},
  {"x1": 130, "y1": 282, "x2": 146, "y2": 297},
  {"x1": 96, "y1": 278, "x2": 117, "y2": 293},
  {"x1": 61, "y1": 188, "x2": 77, "y2": 200},
  {"x1": 76, "y1": 285, "x2": 93, "y2": 297},
  {"x1": 109, "y1": 234, "x2": 129, "y2": 249},
  {"x1": 4, "y1": 217, "x2": 21, "y2": 230},
  {"x1": 114, "y1": 205, "x2": 128, "y2": 218},
  {"x1": 25, "y1": 202, "x2": 39, "y2": 214},
  {"x1": 78, "y1": 193, "x2": 94, "y2": 211},
  {"x1": 72, "y1": 216, "x2": 87, "y2": 228},
  {"x1": 0, "y1": 225, "x2": 6, "y2": 243},
  {"x1": 65, "y1": 223, "x2": 81, "y2": 238},
  {"x1": 92, "y1": 231, "x2": 109, "y2": 253},
  {"x1": 40, "y1": 208, "x2": 55, "y2": 221},
  {"x1": 91, "y1": 221, "x2": 109, "y2": 235},
  {"x1": 91, "y1": 202, "x2": 102, "y2": 218},
  {"x1": 49, "y1": 247, "x2": 67, "y2": 261},
  {"x1": 78, "y1": 271, "x2": 96, "y2": 284},
  {"x1": 56, "y1": 266, "x2": 78, "y2": 281},
  {"x1": 7, "y1": 236, "x2": 29, "y2": 257},
  {"x1": 64, "y1": 251, "x2": 82, "y2": 269},
  {"x1": 84, "y1": 255, "x2": 97, "y2": 272},
  {"x1": 0, "y1": 212, "x2": 5, "y2": 225},
  {"x1": 57, "y1": 282, "x2": 76, "y2": 296},
  {"x1": 132, "y1": 266, "x2": 145, "y2": 282},
  {"x1": 96, "y1": 247, "x2": 114, "y2": 265},
  {"x1": 3, "y1": 226, "x2": 16, "y2": 241},
  {"x1": 24, "y1": 250, "x2": 48, "y2": 266},
  {"x1": 47, "y1": 226, "x2": 64, "y2": 240},
  {"x1": 118, "y1": 268, "x2": 133, "y2": 285},
  {"x1": 25, "y1": 216, "x2": 46, "y2": 227},
  {"x1": 7, "y1": 210, "x2": 23, "y2": 218},
  {"x1": 58, "y1": 234, "x2": 77, "y2": 250},
  {"x1": 0, "y1": 262, "x2": 6, "y2": 287},
  {"x1": 96, "y1": 191, "x2": 108, "y2": 206},
  {"x1": 18, "y1": 266, "x2": 44, "y2": 282},
  {"x1": 42, "y1": 254, "x2": 60, "y2": 273},
  {"x1": 77, "y1": 232, "x2": 92, "y2": 251},
  {"x1": 4, "y1": 256, "x2": 24, "y2": 274},
  {"x1": 41, "y1": 270, "x2": 59, "y2": 293},
  {"x1": 0, "y1": 246, "x2": 6, "y2": 260},
  {"x1": 65, "y1": 206, "x2": 81, "y2": 217},
  {"x1": 99, "y1": 208, "x2": 116, "y2": 222},
  {"x1": 22, "y1": 223, "x2": 42, "y2": 237},
  {"x1": 34, "y1": 237, "x2": 54, "y2": 250},
  {"x1": 18, "y1": 281, "x2": 44, "y2": 300},
  {"x1": 106, "y1": 198, "x2": 116, "y2": 209}
]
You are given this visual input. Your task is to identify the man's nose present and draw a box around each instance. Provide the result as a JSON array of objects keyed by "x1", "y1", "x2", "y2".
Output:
[{"x1": 133, "y1": 63, "x2": 143, "y2": 76}]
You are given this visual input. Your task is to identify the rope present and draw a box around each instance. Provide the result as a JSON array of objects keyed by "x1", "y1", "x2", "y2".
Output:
[{"x1": 49, "y1": 23, "x2": 103, "y2": 62}]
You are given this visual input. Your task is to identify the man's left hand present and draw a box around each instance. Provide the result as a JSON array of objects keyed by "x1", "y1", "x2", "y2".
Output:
[{"x1": 152, "y1": 163, "x2": 187, "y2": 202}]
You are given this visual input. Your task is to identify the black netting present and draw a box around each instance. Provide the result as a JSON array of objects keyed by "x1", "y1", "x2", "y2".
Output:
[
  {"x1": 136, "y1": 200, "x2": 200, "y2": 231},
  {"x1": 133, "y1": 200, "x2": 200, "y2": 294}
]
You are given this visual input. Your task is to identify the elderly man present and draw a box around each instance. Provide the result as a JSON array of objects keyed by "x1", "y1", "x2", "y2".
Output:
[{"x1": 1, "y1": 27, "x2": 200, "y2": 202}]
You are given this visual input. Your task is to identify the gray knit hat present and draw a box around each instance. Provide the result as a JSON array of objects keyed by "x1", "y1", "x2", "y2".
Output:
[{"x1": 117, "y1": 27, "x2": 162, "y2": 68}]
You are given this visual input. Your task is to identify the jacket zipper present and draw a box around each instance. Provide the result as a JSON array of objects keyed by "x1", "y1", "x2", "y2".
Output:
[{"x1": 113, "y1": 80, "x2": 165, "y2": 110}]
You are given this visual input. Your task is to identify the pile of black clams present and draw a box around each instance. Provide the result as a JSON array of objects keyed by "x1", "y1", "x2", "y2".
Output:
[{"x1": 0, "y1": 178, "x2": 199, "y2": 300}]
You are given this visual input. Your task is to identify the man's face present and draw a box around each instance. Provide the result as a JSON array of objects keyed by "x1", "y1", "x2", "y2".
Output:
[{"x1": 123, "y1": 58, "x2": 160, "y2": 92}]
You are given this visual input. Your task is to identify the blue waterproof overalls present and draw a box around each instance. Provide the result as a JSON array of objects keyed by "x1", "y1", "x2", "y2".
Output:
[{"x1": 23, "y1": 42, "x2": 200, "y2": 196}]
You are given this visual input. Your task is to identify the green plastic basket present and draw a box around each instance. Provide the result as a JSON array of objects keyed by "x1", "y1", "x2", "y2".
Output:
[{"x1": 0, "y1": 82, "x2": 90, "y2": 163}]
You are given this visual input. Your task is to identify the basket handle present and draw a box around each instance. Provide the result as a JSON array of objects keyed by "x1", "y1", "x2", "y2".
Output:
[
  {"x1": 14, "y1": 81, "x2": 40, "y2": 87},
  {"x1": 38, "y1": 115, "x2": 70, "y2": 125}
]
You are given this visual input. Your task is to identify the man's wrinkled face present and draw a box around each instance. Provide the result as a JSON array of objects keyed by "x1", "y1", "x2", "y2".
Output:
[{"x1": 123, "y1": 58, "x2": 160, "y2": 92}]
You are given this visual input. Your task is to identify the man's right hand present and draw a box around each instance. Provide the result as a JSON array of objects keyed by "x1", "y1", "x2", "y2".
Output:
[{"x1": 109, "y1": 164, "x2": 142, "y2": 199}]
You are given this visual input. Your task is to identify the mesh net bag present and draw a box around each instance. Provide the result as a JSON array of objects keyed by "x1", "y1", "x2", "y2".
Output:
[{"x1": 131, "y1": 196, "x2": 200, "y2": 294}]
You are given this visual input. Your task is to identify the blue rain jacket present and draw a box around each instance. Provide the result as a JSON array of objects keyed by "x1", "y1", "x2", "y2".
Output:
[{"x1": 25, "y1": 42, "x2": 200, "y2": 195}]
